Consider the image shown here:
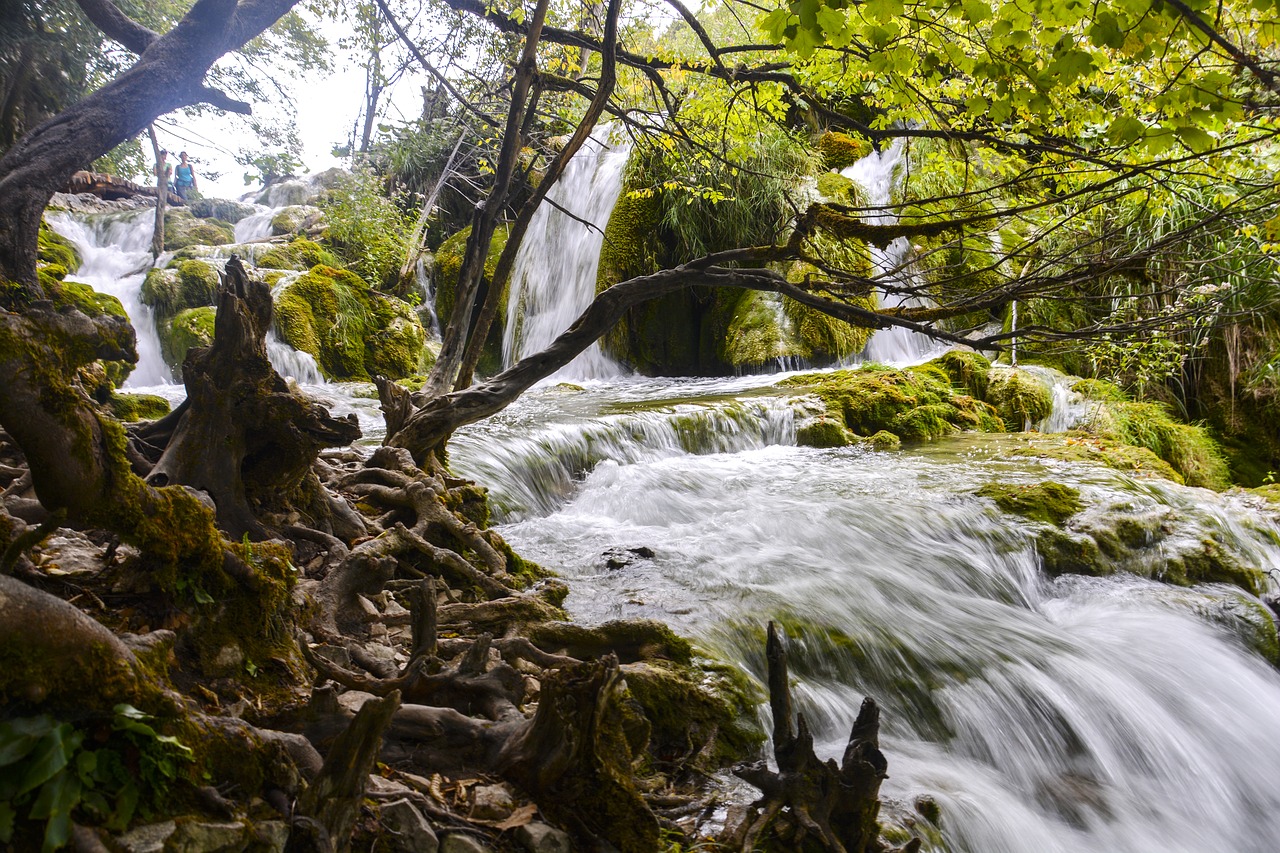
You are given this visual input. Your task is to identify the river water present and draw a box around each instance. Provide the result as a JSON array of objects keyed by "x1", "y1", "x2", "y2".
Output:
[{"x1": 44, "y1": 149, "x2": 1280, "y2": 851}]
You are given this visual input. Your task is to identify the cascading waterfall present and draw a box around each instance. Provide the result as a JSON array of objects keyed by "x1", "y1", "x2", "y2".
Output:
[
  {"x1": 842, "y1": 142, "x2": 946, "y2": 365},
  {"x1": 48, "y1": 210, "x2": 172, "y2": 386},
  {"x1": 443, "y1": 377, "x2": 1280, "y2": 852},
  {"x1": 502, "y1": 129, "x2": 630, "y2": 380}
]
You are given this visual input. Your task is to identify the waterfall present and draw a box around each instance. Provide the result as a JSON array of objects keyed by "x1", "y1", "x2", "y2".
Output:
[
  {"x1": 842, "y1": 142, "x2": 946, "y2": 365},
  {"x1": 503, "y1": 129, "x2": 629, "y2": 380},
  {"x1": 47, "y1": 211, "x2": 172, "y2": 386},
  {"x1": 234, "y1": 205, "x2": 276, "y2": 243},
  {"x1": 443, "y1": 375, "x2": 1280, "y2": 853}
]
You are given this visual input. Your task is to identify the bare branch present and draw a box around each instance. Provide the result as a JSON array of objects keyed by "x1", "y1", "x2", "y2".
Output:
[{"x1": 74, "y1": 0, "x2": 158, "y2": 54}]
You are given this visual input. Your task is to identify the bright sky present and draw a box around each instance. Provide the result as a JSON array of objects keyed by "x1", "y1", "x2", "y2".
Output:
[{"x1": 145, "y1": 9, "x2": 432, "y2": 201}]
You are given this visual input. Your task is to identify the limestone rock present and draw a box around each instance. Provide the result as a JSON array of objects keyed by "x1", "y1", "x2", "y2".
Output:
[
  {"x1": 470, "y1": 782, "x2": 517, "y2": 821},
  {"x1": 116, "y1": 821, "x2": 176, "y2": 853},
  {"x1": 440, "y1": 833, "x2": 493, "y2": 853},
  {"x1": 515, "y1": 822, "x2": 573, "y2": 853},
  {"x1": 381, "y1": 798, "x2": 440, "y2": 853}
]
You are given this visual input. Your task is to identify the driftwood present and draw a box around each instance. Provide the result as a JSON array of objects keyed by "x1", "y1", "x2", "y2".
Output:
[
  {"x1": 726, "y1": 622, "x2": 920, "y2": 853},
  {"x1": 64, "y1": 170, "x2": 184, "y2": 205}
]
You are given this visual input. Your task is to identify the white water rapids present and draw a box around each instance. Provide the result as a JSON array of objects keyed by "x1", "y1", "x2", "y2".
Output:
[{"x1": 42, "y1": 149, "x2": 1280, "y2": 851}]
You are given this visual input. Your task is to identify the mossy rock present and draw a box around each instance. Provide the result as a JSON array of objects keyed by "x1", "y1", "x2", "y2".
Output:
[
  {"x1": 1079, "y1": 400, "x2": 1230, "y2": 490},
  {"x1": 816, "y1": 171, "x2": 858, "y2": 203},
  {"x1": 163, "y1": 208, "x2": 234, "y2": 251},
  {"x1": 160, "y1": 307, "x2": 216, "y2": 370},
  {"x1": 796, "y1": 417, "x2": 855, "y2": 448},
  {"x1": 274, "y1": 265, "x2": 425, "y2": 380},
  {"x1": 620, "y1": 658, "x2": 764, "y2": 768},
  {"x1": 255, "y1": 238, "x2": 337, "y2": 272},
  {"x1": 187, "y1": 198, "x2": 257, "y2": 224},
  {"x1": 270, "y1": 205, "x2": 322, "y2": 236},
  {"x1": 977, "y1": 481, "x2": 1083, "y2": 526},
  {"x1": 868, "y1": 429, "x2": 901, "y2": 450},
  {"x1": 817, "y1": 131, "x2": 873, "y2": 170},
  {"x1": 780, "y1": 365, "x2": 1005, "y2": 442},
  {"x1": 142, "y1": 260, "x2": 218, "y2": 320},
  {"x1": 986, "y1": 368, "x2": 1053, "y2": 431},
  {"x1": 1071, "y1": 378, "x2": 1128, "y2": 402},
  {"x1": 781, "y1": 268, "x2": 875, "y2": 361},
  {"x1": 928, "y1": 349, "x2": 992, "y2": 398},
  {"x1": 38, "y1": 219, "x2": 81, "y2": 272},
  {"x1": 108, "y1": 392, "x2": 171, "y2": 422},
  {"x1": 1009, "y1": 432, "x2": 1183, "y2": 483},
  {"x1": 47, "y1": 280, "x2": 133, "y2": 387}
]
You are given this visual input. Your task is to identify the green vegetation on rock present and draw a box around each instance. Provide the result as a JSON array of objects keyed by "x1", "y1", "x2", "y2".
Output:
[
  {"x1": 142, "y1": 260, "x2": 218, "y2": 320},
  {"x1": 817, "y1": 131, "x2": 872, "y2": 170},
  {"x1": 269, "y1": 204, "x2": 320, "y2": 237},
  {"x1": 162, "y1": 208, "x2": 234, "y2": 251},
  {"x1": 1080, "y1": 399, "x2": 1230, "y2": 490},
  {"x1": 928, "y1": 350, "x2": 992, "y2": 398},
  {"x1": 977, "y1": 481, "x2": 1083, "y2": 525},
  {"x1": 274, "y1": 265, "x2": 425, "y2": 380},
  {"x1": 38, "y1": 219, "x2": 81, "y2": 273},
  {"x1": 108, "y1": 392, "x2": 171, "y2": 422},
  {"x1": 160, "y1": 307, "x2": 216, "y2": 369},
  {"x1": 781, "y1": 364, "x2": 1005, "y2": 441},
  {"x1": 187, "y1": 198, "x2": 256, "y2": 224},
  {"x1": 986, "y1": 368, "x2": 1053, "y2": 430},
  {"x1": 255, "y1": 237, "x2": 336, "y2": 271}
]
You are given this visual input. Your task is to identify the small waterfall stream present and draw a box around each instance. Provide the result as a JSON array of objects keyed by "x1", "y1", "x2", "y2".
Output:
[
  {"x1": 842, "y1": 143, "x2": 947, "y2": 365},
  {"x1": 502, "y1": 129, "x2": 629, "y2": 380}
]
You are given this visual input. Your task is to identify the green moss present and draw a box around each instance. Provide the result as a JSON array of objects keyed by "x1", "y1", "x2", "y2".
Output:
[
  {"x1": 986, "y1": 368, "x2": 1053, "y2": 431},
  {"x1": 868, "y1": 429, "x2": 901, "y2": 450},
  {"x1": 108, "y1": 393, "x2": 171, "y2": 422},
  {"x1": 141, "y1": 260, "x2": 218, "y2": 320},
  {"x1": 977, "y1": 481, "x2": 1083, "y2": 526},
  {"x1": 781, "y1": 365, "x2": 1005, "y2": 442},
  {"x1": 815, "y1": 171, "x2": 857, "y2": 202},
  {"x1": 721, "y1": 290, "x2": 784, "y2": 367},
  {"x1": 256, "y1": 238, "x2": 337, "y2": 271},
  {"x1": 269, "y1": 205, "x2": 320, "y2": 236},
  {"x1": 1072, "y1": 378, "x2": 1128, "y2": 401},
  {"x1": 817, "y1": 131, "x2": 872, "y2": 170},
  {"x1": 53, "y1": 281, "x2": 126, "y2": 319},
  {"x1": 929, "y1": 350, "x2": 992, "y2": 398},
  {"x1": 187, "y1": 198, "x2": 256, "y2": 224},
  {"x1": 621, "y1": 658, "x2": 764, "y2": 768},
  {"x1": 1007, "y1": 432, "x2": 1183, "y2": 482},
  {"x1": 782, "y1": 292, "x2": 875, "y2": 362},
  {"x1": 160, "y1": 307, "x2": 216, "y2": 368},
  {"x1": 275, "y1": 265, "x2": 425, "y2": 380},
  {"x1": 1081, "y1": 400, "x2": 1230, "y2": 490},
  {"x1": 163, "y1": 209, "x2": 234, "y2": 251},
  {"x1": 38, "y1": 220, "x2": 81, "y2": 273},
  {"x1": 796, "y1": 418, "x2": 854, "y2": 448}
]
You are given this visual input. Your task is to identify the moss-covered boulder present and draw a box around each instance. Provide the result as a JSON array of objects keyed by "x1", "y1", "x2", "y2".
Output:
[
  {"x1": 142, "y1": 259, "x2": 219, "y2": 320},
  {"x1": 986, "y1": 368, "x2": 1053, "y2": 430},
  {"x1": 187, "y1": 198, "x2": 256, "y2": 224},
  {"x1": 781, "y1": 365, "x2": 1005, "y2": 442},
  {"x1": 108, "y1": 392, "x2": 171, "y2": 422},
  {"x1": 46, "y1": 280, "x2": 134, "y2": 388},
  {"x1": 928, "y1": 349, "x2": 992, "y2": 398},
  {"x1": 719, "y1": 290, "x2": 785, "y2": 368},
  {"x1": 817, "y1": 131, "x2": 872, "y2": 170},
  {"x1": 255, "y1": 238, "x2": 337, "y2": 272},
  {"x1": 159, "y1": 306, "x2": 216, "y2": 369},
  {"x1": 274, "y1": 265, "x2": 426, "y2": 380},
  {"x1": 977, "y1": 481, "x2": 1083, "y2": 525},
  {"x1": 38, "y1": 219, "x2": 81, "y2": 273},
  {"x1": 270, "y1": 205, "x2": 322, "y2": 237},
  {"x1": 796, "y1": 417, "x2": 855, "y2": 448},
  {"x1": 163, "y1": 208, "x2": 234, "y2": 251}
]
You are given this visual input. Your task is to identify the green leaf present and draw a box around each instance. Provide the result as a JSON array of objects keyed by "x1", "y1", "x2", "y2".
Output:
[
  {"x1": 1107, "y1": 115, "x2": 1146, "y2": 145},
  {"x1": 0, "y1": 801, "x2": 14, "y2": 843},
  {"x1": 961, "y1": 0, "x2": 992, "y2": 22},
  {"x1": 31, "y1": 773, "x2": 79, "y2": 853},
  {"x1": 18, "y1": 726, "x2": 80, "y2": 796},
  {"x1": 1176, "y1": 124, "x2": 1214, "y2": 152}
]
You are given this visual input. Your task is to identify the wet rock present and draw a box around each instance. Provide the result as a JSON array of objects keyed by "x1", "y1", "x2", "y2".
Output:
[
  {"x1": 977, "y1": 481, "x2": 1083, "y2": 526},
  {"x1": 440, "y1": 833, "x2": 493, "y2": 853},
  {"x1": 381, "y1": 798, "x2": 440, "y2": 853},
  {"x1": 116, "y1": 820, "x2": 176, "y2": 853},
  {"x1": 249, "y1": 821, "x2": 289, "y2": 852},
  {"x1": 470, "y1": 782, "x2": 517, "y2": 821},
  {"x1": 602, "y1": 546, "x2": 656, "y2": 570},
  {"x1": 165, "y1": 818, "x2": 247, "y2": 852},
  {"x1": 515, "y1": 822, "x2": 572, "y2": 853}
]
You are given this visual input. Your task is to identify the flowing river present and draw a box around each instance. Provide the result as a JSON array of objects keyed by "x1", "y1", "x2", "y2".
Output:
[{"x1": 45, "y1": 153, "x2": 1280, "y2": 851}]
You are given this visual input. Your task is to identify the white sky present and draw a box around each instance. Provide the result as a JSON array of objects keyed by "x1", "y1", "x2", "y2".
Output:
[{"x1": 146, "y1": 9, "x2": 433, "y2": 201}]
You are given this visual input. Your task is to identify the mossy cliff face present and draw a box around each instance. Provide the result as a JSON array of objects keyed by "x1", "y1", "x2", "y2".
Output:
[
  {"x1": 162, "y1": 208, "x2": 235, "y2": 251},
  {"x1": 432, "y1": 224, "x2": 510, "y2": 375},
  {"x1": 275, "y1": 265, "x2": 426, "y2": 380},
  {"x1": 782, "y1": 363, "x2": 1005, "y2": 444},
  {"x1": 38, "y1": 219, "x2": 82, "y2": 273}
]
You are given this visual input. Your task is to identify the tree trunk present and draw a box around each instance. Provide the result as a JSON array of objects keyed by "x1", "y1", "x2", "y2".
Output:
[
  {"x1": 147, "y1": 125, "x2": 166, "y2": 258},
  {"x1": 146, "y1": 257, "x2": 361, "y2": 539}
]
